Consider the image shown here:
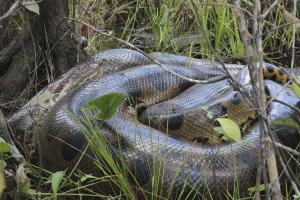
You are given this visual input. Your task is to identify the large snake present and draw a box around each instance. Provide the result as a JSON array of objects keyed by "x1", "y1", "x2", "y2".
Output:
[{"x1": 7, "y1": 49, "x2": 300, "y2": 198}]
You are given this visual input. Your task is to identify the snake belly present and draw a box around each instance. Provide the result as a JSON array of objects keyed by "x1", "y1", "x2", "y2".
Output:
[{"x1": 9, "y1": 49, "x2": 299, "y2": 197}]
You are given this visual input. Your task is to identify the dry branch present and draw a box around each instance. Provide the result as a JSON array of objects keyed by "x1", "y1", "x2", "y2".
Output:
[
  {"x1": 231, "y1": 0, "x2": 287, "y2": 199},
  {"x1": 263, "y1": 138, "x2": 300, "y2": 157},
  {"x1": 0, "y1": 0, "x2": 20, "y2": 23}
]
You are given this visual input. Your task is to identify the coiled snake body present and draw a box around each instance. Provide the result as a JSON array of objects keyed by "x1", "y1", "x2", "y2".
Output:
[{"x1": 8, "y1": 49, "x2": 300, "y2": 197}]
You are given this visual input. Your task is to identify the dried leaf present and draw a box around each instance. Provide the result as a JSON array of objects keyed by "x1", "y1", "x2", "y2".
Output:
[
  {"x1": 16, "y1": 163, "x2": 32, "y2": 194},
  {"x1": 23, "y1": 0, "x2": 40, "y2": 15},
  {"x1": 283, "y1": 9, "x2": 300, "y2": 32}
]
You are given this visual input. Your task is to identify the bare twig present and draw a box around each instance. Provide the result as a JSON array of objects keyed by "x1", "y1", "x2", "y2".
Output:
[
  {"x1": 0, "y1": 0, "x2": 20, "y2": 22},
  {"x1": 257, "y1": 1, "x2": 282, "y2": 198},
  {"x1": 261, "y1": 0, "x2": 279, "y2": 19},
  {"x1": 0, "y1": 110, "x2": 24, "y2": 161},
  {"x1": 230, "y1": 0, "x2": 294, "y2": 199},
  {"x1": 269, "y1": 98, "x2": 300, "y2": 116},
  {"x1": 265, "y1": 120, "x2": 300, "y2": 197},
  {"x1": 263, "y1": 138, "x2": 300, "y2": 157},
  {"x1": 231, "y1": 1, "x2": 264, "y2": 199},
  {"x1": 261, "y1": 17, "x2": 300, "y2": 37},
  {"x1": 290, "y1": 1, "x2": 297, "y2": 70}
]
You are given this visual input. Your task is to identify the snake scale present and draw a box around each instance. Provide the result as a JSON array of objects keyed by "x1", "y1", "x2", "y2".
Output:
[{"x1": 7, "y1": 49, "x2": 300, "y2": 197}]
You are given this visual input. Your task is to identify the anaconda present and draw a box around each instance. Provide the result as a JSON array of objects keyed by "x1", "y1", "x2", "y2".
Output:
[
  {"x1": 7, "y1": 49, "x2": 300, "y2": 197},
  {"x1": 139, "y1": 62, "x2": 291, "y2": 144}
]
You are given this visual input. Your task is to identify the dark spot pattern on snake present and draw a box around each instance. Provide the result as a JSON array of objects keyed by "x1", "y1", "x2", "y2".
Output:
[
  {"x1": 126, "y1": 78, "x2": 142, "y2": 97},
  {"x1": 129, "y1": 154, "x2": 152, "y2": 186},
  {"x1": 266, "y1": 65, "x2": 274, "y2": 74},
  {"x1": 270, "y1": 74, "x2": 278, "y2": 82},
  {"x1": 61, "y1": 133, "x2": 86, "y2": 161},
  {"x1": 278, "y1": 70, "x2": 284, "y2": 76}
]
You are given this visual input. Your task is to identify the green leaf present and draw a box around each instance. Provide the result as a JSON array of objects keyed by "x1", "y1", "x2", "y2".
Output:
[
  {"x1": 292, "y1": 76, "x2": 300, "y2": 98},
  {"x1": 248, "y1": 184, "x2": 265, "y2": 196},
  {"x1": 83, "y1": 92, "x2": 125, "y2": 121},
  {"x1": 23, "y1": 0, "x2": 40, "y2": 15},
  {"x1": 0, "y1": 137, "x2": 10, "y2": 154},
  {"x1": 49, "y1": 171, "x2": 65, "y2": 196},
  {"x1": 293, "y1": 195, "x2": 299, "y2": 200},
  {"x1": 273, "y1": 118, "x2": 300, "y2": 130},
  {"x1": 75, "y1": 169, "x2": 96, "y2": 183},
  {"x1": 216, "y1": 118, "x2": 241, "y2": 142}
]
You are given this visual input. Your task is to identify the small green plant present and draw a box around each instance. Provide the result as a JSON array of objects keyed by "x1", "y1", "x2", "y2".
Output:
[
  {"x1": 83, "y1": 92, "x2": 125, "y2": 121},
  {"x1": 82, "y1": 92, "x2": 136, "y2": 199},
  {"x1": 48, "y1": 171, "x2": 66, "y2": 200}
]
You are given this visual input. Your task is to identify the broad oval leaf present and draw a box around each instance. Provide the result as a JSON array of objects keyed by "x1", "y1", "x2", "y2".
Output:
[
  {"x1": 216, "y1": 118, "x2": 241, "y2": 142},
  {"x1": 0, "y1": 137, "x2": 10, "y2": 154},
  {"x1": 292, "y1": 76, "x2": 300, "y2": 98},
  {"x1": 23, "y1": 0, "x2": 40, "y2": 15},
  {"x1": 83, "y1": 92, "x2": 125, "y2": 121},
  {"x1": 272, "y1": 118, "x2": 300, "y2": 130},
  {"x1": 49, "y1": 171, "x2": 65, "y2": 195}
]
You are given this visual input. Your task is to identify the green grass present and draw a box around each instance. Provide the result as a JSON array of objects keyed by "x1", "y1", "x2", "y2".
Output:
[{"x1": 75, "y1": 0, "x2": 299, "y2": 66}]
